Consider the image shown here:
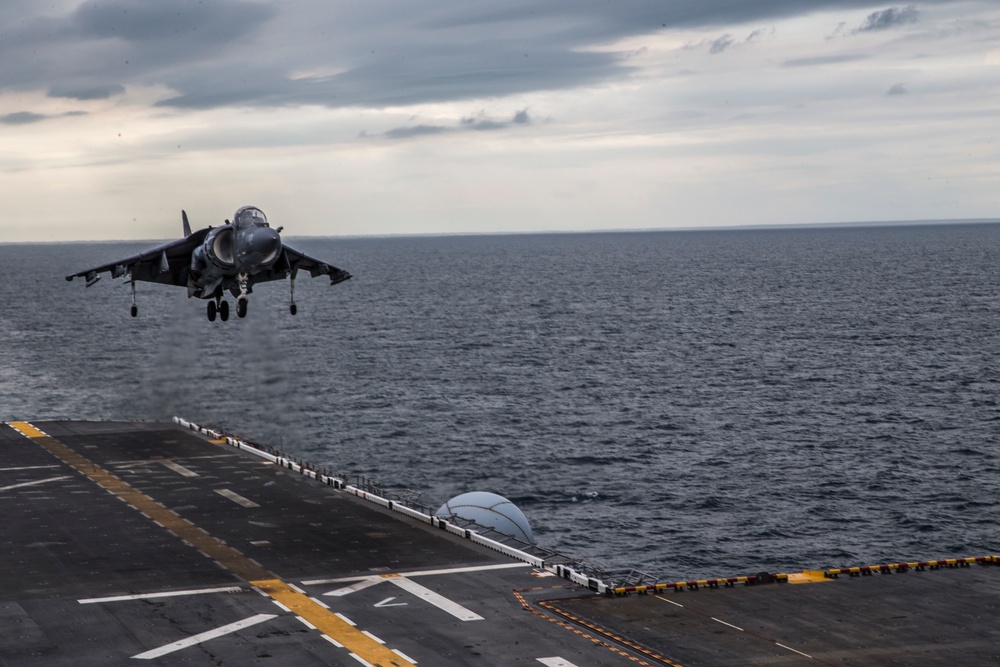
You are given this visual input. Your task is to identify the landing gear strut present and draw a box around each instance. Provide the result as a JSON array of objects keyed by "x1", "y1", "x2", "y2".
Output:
[
  {"x1": 236, "y1": 273, "x2": 249, "y2": 319},
  {"x1": 129, "y1": 280, "x2": 138, "y2": 317},
  {"x1": 289, "y1": 275, "x2": 297, "y2": 316}
]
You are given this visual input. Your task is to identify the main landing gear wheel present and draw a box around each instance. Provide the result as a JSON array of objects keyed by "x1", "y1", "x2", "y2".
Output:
[
  {"x1": 237, "y1": 299, "x2": 248, "y2": 318},
  {"x1": 207, "y1": 300, "x2": 217, "y2": 322},
  {"x1": 219, "y1": 300, "x2": 229, "y2": 321}
]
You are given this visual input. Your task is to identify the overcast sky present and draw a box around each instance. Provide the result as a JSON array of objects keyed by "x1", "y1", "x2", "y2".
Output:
[{"x1": 2, "y1": 0, "x2": 998, "y2": 241}]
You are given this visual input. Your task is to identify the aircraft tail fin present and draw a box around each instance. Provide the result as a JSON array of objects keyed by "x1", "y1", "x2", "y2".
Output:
[{"x1": 182, "y1": 210, "x2": 192, "y2": 237}]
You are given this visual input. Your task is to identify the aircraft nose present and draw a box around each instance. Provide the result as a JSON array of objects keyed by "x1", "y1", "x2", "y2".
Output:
[{"x1": 250, "y1": 227, "x2": 281, "y2": 259}]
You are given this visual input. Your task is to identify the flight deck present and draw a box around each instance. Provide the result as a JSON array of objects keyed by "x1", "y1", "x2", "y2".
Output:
[{"x1": 2, "y1": 420, "x2": 997, "y2": 666}]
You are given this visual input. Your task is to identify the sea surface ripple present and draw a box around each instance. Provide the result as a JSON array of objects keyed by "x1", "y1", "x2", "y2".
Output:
[{"x1": 2, "y1": 223, "x2": 999, "y2": 579}]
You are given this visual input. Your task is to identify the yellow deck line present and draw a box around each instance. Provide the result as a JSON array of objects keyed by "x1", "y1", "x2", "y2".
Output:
[
  {"x1": 7, "y1": 422, "x2": 414, "y2": 667},
  {"x1": 253, "y1": 579, "x2": 412, "y2": 666}
]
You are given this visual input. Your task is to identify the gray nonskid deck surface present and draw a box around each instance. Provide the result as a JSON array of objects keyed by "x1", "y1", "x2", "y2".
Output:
[
  {"x1": 549, "y1": 562, "x2": 1000, "y2": 666},
  {"x1": 1, "y1": 421, "x2": 636, "y2": 666},
  {"x1": 4, "y1": 420, "x2": 998, "y2": 667}
]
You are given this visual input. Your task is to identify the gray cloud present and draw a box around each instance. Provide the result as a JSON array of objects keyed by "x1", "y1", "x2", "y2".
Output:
[
  {"x1": 383, "y1": 110, "x2": 533, "y2": 139},
  {"x1": 710, "y1": 34, "x2": 735, "y2": 54},
  {"x1": 384, "y1": 125, "x2": 449, "y2": 139},
  {"x1": 1, "y1": 112, "x2": 47, "y2": 125},
  {"x1": 72, "y1": 0, "x2": 275, "y2": 44},
  {"x1": 49, "y1": 84, "x2": 126, "y2": 100},
  {"x1": 887, "y1": 83, "x2": 908, "y2": 95},
  {"x1": 854, "y1": 6, "x2": 919, "y2": 33},
  {"x1": 0, "y1": 0, "x2": 962, "y2": 113},
  {"x1": 783, "y1": 54, "x2": 869, "y2": 67}
]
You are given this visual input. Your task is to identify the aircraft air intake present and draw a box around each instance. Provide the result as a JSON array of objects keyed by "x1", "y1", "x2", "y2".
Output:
[{"x1": 210, "y1": 228, "x2": 234, "y2": 266}]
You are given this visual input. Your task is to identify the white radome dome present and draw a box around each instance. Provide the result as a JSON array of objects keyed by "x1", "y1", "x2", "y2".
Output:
[{"x1": 435, "y1": 491, "x2": 534, "y2": 544}]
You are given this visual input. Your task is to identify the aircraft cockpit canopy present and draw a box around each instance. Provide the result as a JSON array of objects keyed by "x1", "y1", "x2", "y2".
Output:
[{"x1": 233, "y1": 206, "x2": 268, "y2": 229}]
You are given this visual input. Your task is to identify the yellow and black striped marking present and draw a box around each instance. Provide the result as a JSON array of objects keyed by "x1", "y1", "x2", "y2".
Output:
[
  {"x1": 825, "y1": 556, "x2": 998, "y2": 578},
  {"x1": 513, "y1": 590, "x2": 677, "y2": 667},
  {"x1": 8, "y1": 422, "x2": 414, "y2": 667}
]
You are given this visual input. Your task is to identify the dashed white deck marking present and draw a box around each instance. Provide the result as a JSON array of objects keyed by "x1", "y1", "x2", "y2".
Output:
[
  {"x1": 79, "y1": 586, "x2": 244, "y2": 604},
  {"x1": 131, "y1": 613, "x2": 277, "y2": 660},
  {"x1": 213, "y1": 488, "x2": 260, "y2": 508},
  {"x1": 537, "y1": 658, "x2": 580, "y2": 667},
  {"x1": 656, "y1": 595, "x2": 819, "y2": 663},
  {"x1": 0, "y1": 465, "x2": 60, "y2": 472},
  {"x1": 393, "y1": 648, "x2": 419, "y2": 664}
]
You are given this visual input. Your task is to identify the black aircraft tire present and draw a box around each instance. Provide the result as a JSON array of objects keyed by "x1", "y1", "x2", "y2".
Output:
[
  {"x1": 207, "y1": 301, "x2": 217, "y2": 322},
  {"x1": 130, "y1": 305, "x2": 138, "y2": 318},
  {"x1": 219, "y1": 300, "x2": 230, "y2": 321},
  {"x1": 237, "y1": 299, "x2": 247, "y2": 318},
  {"x1": 290, "y1": 303, "x2": 297, "y2": 316}
]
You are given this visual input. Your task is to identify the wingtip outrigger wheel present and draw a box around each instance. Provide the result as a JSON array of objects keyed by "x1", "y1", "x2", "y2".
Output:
[{"x1": 129, "y1": 279, "x2": 137, "y2": 317}]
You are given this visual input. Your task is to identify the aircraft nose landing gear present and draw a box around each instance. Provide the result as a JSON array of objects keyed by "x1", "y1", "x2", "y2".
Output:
[
  {"x1": 207, "y1": 298, "x2": 230, "y2": 322},
  {"x1": 236, "y1": 298, "x2": 248, "y2": 318}
]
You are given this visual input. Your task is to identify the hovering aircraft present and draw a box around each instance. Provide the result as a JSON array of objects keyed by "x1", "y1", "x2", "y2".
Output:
[{"x1": 66, "y1": 206, "x2": 351, "y2": 321}]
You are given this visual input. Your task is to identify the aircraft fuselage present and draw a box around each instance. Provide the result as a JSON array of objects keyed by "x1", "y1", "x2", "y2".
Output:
[{"x1": 188, "y1": 206, "x2": 283, "y2": 299}]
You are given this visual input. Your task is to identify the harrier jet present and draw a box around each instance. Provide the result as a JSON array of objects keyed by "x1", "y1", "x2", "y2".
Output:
[{"x1": 66, "y1": 206, "x2": 351, "y2": 321}]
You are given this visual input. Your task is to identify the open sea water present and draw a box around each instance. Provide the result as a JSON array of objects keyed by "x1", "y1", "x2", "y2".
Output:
[{"x1": 2, "y1": 223, "x2": 999, "y2": 580}]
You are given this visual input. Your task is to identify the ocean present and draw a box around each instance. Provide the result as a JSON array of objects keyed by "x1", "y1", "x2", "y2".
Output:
[{"x1": 2, "y1": 223, "x2": 999, "y2": 580}]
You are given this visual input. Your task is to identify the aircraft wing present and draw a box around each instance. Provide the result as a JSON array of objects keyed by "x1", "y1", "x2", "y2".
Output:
[
  {"x1": 252, "y1": 243, "x2": 353, "y2": 286},
  {"x1": 65, "y1": 229, "x2": 210, "y2": 287}
]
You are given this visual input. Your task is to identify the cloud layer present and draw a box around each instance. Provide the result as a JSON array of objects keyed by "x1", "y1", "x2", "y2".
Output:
[{"x1": 1, "y1": 1, "x2": 999, "y2": 240}]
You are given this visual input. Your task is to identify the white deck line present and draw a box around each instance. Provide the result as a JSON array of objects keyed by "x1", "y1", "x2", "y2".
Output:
[
  {"x1": 214, "y1": 488, "x2": 260, "y2": 508},
  {"x1": 159, "y1": 460, "x2": 199, "y2": 477},
  {"x1": 387, "y1": 577, "x2": 483, "y2": 621},
  {"x1": 79, "y1": 586, "x2": 244, "y2": 604},
  {"x1": 305, "y1": 561, "x2": 531, "y2": 586},
  {"x1": 324, "y1": 577, "x2": 383, "y2": 597},
  {"x1": 0, "y1": 476, "x2": 72, "y2": 491},
  {"x1": 132, "y1": 613, "x2": 277, "y2": 660}
]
